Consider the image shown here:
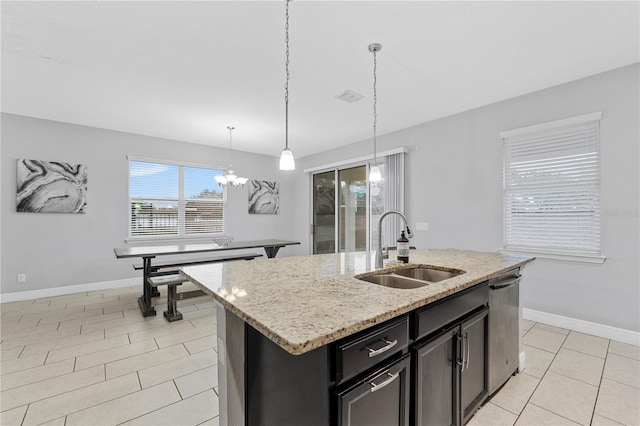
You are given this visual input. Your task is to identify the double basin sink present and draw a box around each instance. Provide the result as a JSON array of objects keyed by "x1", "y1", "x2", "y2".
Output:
[{"x1": 356, "y1": 265, "x2": 465, "y2": 289}]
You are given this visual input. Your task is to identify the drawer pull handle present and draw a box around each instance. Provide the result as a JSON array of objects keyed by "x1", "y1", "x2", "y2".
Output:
[
  {"x1": 365, "y1": 339, "x2": 398, "y2": 358},
  {"x1": 369, "y1": 371, "x2": 399, "y2": 393}
]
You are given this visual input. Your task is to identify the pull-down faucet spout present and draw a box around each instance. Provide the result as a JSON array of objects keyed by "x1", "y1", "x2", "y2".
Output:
[{"x1": 376, "y1": 210, "x2": 413, "y2": 269}]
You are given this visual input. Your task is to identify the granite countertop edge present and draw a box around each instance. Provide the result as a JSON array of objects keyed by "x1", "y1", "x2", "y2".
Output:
[{"x1": 183, "y1": 249, "x2": 535, "y2": 355}]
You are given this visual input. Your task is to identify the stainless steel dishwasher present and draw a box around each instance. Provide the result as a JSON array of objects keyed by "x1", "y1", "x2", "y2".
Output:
[{"x1": 488, "y1": 268, "x2": 522, "y2": 395}]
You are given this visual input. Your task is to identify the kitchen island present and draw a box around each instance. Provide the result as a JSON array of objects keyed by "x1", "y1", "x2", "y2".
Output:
[{"x1": 182, "y1": 249, "x2": 534, "y2": 426}]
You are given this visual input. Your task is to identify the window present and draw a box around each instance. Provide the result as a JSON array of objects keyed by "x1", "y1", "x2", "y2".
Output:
[
  {"x1": 501, "y1": 112, "x2": 604, "y2": 262},
  {"x1": 129, "y1": 158, "x2": 225, "y2": 239}
]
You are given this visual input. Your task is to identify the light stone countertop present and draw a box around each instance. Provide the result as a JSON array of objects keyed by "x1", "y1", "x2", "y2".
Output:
[{"x1": 182, "y1": 249, "x2": 534, "y2": 355}]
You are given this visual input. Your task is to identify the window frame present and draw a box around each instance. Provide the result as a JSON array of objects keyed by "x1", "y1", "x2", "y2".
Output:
[
  {"x1": 126, "y1": 155, "x2": 227, "y2": 243},
  {"x1": 499, "y1": 112, "x2": 606, "y2": 263}
]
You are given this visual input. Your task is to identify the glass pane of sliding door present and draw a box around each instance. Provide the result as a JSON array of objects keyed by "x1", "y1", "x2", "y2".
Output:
[
  {"x1": 313, "y1": 171, "x2": 336, "y2": 254},
  {"x1": 338, "y1": 166, "x2": 367, "y2": 252}
]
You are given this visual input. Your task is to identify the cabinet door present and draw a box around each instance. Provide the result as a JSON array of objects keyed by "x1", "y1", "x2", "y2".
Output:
[
  {"x1": 414, "y1": 327, "x2": 458, "y2": 426},
  {"x1": 337, "y1": 354, "x2": 411, "y2": 426},
  {"x1": 460, "y1": 307, "x2": 489, "y2": 424}
]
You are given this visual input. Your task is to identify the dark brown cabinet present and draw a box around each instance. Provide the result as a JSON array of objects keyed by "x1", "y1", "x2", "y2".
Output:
[
  {"x1": 337, "y1": 354, "x2": 411, "y2": 426},
  {"x1": 412, "y1": 282, "x2": 489, "y2": 426},
  {"x1": 414, "y1": 307, "x2": 489, "y2": 426},
  {"x1": 460, "y1": 308, "x2": 489, "y2": 425},
  {"x1": 244, "y1": 282, "x2": 491, "y2": 426},
  {"x1": 414, "y1": 327, "x2": 457, "y2": 426}
]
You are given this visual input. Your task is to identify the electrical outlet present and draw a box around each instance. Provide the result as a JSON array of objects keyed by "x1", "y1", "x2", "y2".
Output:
[
  {"x1": 416, "y1": 222, "x2": 429, "y2": 231},
  {"x1": 17, "y1": 273, "x2": 26, "y2": 283}
]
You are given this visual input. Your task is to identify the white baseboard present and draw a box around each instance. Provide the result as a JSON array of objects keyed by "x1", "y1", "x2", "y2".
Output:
[
  {"x1": 0, "y1": 278, "x2": 139, "y2": 304},
  {"x1": 523, "y1": 308, "x2": 640, "y2": 346}
]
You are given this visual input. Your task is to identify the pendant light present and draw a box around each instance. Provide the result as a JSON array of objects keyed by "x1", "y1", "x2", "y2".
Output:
[
  {"x1": 369, "y1": 43, "x2": 382, "y2": 182},
  {"x1": 215, "y1": 126, "x2": 248, "y2": 188},
  {"x1": 279, "y1": 0, "x2": 295, "y2": 171}
]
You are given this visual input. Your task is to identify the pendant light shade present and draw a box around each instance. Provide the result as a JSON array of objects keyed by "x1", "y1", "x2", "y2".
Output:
[
  {"x1": 279, "y1": 147, "x2": 295, "y2": 170},
  {"x1": 368, "y1": 42, "x2": 382, "y2": 183},
  {"x1": 279, "y1": 0, "x2": 296, "y2": 171},
  {"x1": 369, "y1": 165, "x2": 382, "y2": 182}
]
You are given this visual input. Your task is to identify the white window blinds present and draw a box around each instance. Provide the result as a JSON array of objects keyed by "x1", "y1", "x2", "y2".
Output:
[
  {"x1": 501, "y1": 112, "x2": 602, "y2": 257},
  {"x1": 370, "y1": 152, "x2": 406, "y2": 250},
  {"x1": 129, "y1": 159, "x2": 226, "y2": 238}
]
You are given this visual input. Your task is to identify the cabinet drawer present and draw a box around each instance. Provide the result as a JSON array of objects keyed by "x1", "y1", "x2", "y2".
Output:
[
  {"x1": 336, "y1": 317, "x2": 409, "y2": 385},
  {"x1": 414, "y1": 283, "x2": 488, "y2": 341},
  {"x1": 337, "y1": 354, "x2": 411, "y2": 426}
]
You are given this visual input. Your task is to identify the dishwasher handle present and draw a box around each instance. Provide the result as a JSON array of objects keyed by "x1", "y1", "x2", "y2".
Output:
[{"x1": 489, "y1": 276, "x2": 520, "y2": 290}]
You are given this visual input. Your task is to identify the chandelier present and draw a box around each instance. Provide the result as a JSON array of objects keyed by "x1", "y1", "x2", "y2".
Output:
[{"x1": 215, "y1": 126, "x2": 248, "y2": 188}]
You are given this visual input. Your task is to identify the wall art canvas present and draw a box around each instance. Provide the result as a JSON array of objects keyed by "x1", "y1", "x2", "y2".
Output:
[
  {"x1": 248, "y1": 180, "x2": 279, "y2": 214},
  {"x1": 17, "y1": 159, "x2": 88, "y2": 213}
]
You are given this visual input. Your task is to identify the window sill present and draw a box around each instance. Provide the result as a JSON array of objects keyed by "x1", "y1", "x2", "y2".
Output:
[{"x1": 500, "y1": 248, "x2": 606, "y2": 264}]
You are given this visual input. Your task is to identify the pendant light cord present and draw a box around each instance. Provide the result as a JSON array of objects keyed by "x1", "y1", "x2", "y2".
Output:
[
  {"x1": 372, "y1": 47, "x2": 378, "y2": 165},
  {"x1": 284, "y1": 0, "x2": 290, "y2": 150},
  {"x1": 227, "y1": 126, "x2": 234, "y2": 168}
]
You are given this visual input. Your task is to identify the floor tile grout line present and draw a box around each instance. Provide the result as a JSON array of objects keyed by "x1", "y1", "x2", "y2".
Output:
[
  {"x1": 558, "y1": 344, "x2": 608, "y2": 360},
  {"x1": 515, "y1": 321, "x2": 567, "y2": 421},
  {"x1": 558, "y1": 345, "x2": 608, "y2": 360},
  {"x1": 2, "y1": 369, "x2": 110, "y2": 415},
  {"x1": 600, "y1": 375, "x2": 640, "y2": 390},
  {"x1": 527, "y1": 401, "x2": 583, "y2": 425},
  {"x1": 530, "y1": 324, "x2": 571, "y2": 336},
  {"x1": 20, "y1": 403, "x2": 29, "y2": 426},
  {"x1": 589, "y1": 339, "x2": 611, "y2": 426},
  {"x1": 521, "y1": 327, "x2": 603, "y2": 425},
  {"x1": 546, "y1": 368, "x2": 602, "y2": 389},
  {"x1": 522, "y1": 343, "x2": 561, "y2": 356},
  {"x1": 606, "y1": 350, "x2": 640, "y2": 362},
  {"x1": 17, "y1": 373, "x2": 144, "y2": 424},
  {"x1": 172, "y1": 378, "x2": 184, "y2": 400}
]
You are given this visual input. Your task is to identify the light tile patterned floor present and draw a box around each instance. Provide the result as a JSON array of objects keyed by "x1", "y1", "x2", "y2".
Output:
[
  {"x1": 0, "y1": 284, "x2": 220, "y2": 426},
  {"x1": 469, "y1": 319, "x2": 640, "y2": 426},
  {"x1": 1, "y1": 286, "x2": 638, "y2": 425}
]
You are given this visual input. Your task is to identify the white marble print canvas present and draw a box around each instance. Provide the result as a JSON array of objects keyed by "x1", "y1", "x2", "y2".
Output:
[
  {"x1": 17, "y1": 159, "x2": 88, "y2": 213},
  {"x1": 248, "y1": 180, "x2": 279, "y2": 214}
]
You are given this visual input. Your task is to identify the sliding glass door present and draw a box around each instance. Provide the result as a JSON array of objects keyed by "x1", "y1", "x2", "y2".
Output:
[
  {"x1": 313, "y1": 171, "x2": 336, "y2": 254},
  {"x1": 311, "y1": 151, "x2": 405, "y2": 255},
  {"x1": 313, "y1": 165, "x2": 368, "y2": 254},
  {"x1": 338, "y1": 166, "x2": 367, "y2": 252}
]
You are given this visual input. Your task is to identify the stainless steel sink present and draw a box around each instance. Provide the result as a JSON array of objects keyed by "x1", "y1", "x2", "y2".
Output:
[
  {"x1": 356, "y1": 267, "x2": 465, "y2": 290},
  {"x1": 359, "y1": 274, "x2": 433, "y2": 289},
  {"x1": 393, "y1": 267, "x2": 463, "y2": 282}
]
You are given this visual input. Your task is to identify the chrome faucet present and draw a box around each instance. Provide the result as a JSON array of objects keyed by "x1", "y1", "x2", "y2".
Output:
[{"x1": 376, "y1": 210, "x2": 414, "y2": 269}]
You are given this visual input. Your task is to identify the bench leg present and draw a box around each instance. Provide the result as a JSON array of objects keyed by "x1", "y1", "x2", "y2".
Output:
[
  {"x1": 163, "y1": 284, "x2": 183, "y2": 322},
  {"x1": 138, "y1": 257, "x2": 157, "y2": 317},
  {"x1": 264, "y1": 246, "x2": 282, "y2": 258}
]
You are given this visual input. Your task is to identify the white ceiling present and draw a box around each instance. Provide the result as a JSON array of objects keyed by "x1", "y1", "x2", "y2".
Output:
[{"x1": 2, "y1": 1, "x2": 638, "y2": 159}]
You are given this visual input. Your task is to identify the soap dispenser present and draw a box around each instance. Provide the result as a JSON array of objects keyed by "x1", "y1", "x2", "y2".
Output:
[{"x1": 397, "y1": 231, "x2": 409, "y2": 263}]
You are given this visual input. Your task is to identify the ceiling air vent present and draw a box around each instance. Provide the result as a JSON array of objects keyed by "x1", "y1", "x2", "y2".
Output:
[{"x1": 335, "y1": 90, "x2": 364, "y2": 104}]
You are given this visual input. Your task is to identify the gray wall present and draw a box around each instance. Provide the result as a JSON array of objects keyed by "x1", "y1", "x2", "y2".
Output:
[
  {"x1": 1, "y1": 114, "x2": 297, "y2": 294},
  {"x1": 2, "y1": 64, "x2": 638, "y2": 333},
  {"x1": 294, "y1": 64, "x2": 640, "y2": 332}
]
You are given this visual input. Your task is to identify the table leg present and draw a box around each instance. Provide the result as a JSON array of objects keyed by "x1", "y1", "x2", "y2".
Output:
[
  {"x1": 264, "y1": 246, "x2": 282, "y2": 258},
  {"x1": 138, "y1": 256, "x2": 156, "y2": 317}
]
